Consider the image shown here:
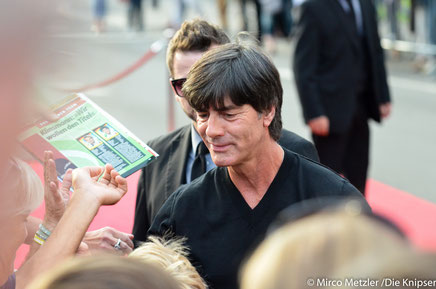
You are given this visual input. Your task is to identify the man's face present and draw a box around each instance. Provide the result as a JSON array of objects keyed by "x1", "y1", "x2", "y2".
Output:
[
  {"x1": 85, "y1": 136, "x2": 95, "y2": 145},
  {"x1": 171, "y1": 50, "x2": 205, "y2": 121},
  {"x1": 196, "y1": 97, "x2": 273, "y2": 167}
]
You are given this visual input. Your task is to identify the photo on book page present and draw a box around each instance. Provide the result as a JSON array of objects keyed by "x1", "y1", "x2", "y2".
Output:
[{"x1": 19, "y1": 93, "x2": 158, "y2": 180}]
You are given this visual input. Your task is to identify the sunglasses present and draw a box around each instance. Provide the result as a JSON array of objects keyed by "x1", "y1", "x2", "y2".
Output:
[{"x1": 170, "y1": 77, "x2": 187, "y2": 97}]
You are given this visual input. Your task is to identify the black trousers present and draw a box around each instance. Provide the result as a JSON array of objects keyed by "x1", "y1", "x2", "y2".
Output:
[{"x1": 312, "y1": 112, "x2": 370, "y2": 195}]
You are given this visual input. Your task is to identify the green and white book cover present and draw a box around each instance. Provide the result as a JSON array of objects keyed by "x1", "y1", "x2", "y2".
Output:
[{"x1": 19, "y1": 93, "x2": 158, "y2": 179}]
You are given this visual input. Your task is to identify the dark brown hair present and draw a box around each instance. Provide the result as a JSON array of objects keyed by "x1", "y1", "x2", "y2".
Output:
[{"x1": 183, "y1": 34, "x2": 283, "y2": 141}]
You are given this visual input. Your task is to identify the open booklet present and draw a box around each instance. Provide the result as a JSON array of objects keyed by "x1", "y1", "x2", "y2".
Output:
[{"x1": 19, "y1": 93, "x2": 158, "y2": 180}]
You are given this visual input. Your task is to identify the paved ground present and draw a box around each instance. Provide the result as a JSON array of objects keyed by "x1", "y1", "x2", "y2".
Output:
[{"x1": 36, "y1": 0, "x2": 436, "y2": 203}]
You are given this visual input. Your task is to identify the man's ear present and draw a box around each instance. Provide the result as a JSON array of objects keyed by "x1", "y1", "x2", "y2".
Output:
[{"x1": 263, "y1": 107, "x2": 276, "y2": 127}]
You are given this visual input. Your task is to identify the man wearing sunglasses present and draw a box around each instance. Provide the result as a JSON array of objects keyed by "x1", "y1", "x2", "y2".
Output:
[{"x1": 132, "y1": 19, "x2": 319, "y2": 245}]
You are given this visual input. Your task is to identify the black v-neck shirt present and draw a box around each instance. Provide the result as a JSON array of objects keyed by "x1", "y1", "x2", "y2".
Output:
[{"x1": 149, "y1": 149, "x2": 363, "y2": 289}]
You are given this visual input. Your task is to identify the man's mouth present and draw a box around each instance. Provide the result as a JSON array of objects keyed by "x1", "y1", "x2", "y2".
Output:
[{"x1": 209, "y1": 143, "x2": 230, "y2": 152}]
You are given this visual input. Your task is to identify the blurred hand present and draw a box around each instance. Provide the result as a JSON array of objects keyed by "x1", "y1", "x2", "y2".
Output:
[
  {"x1": 72, "y1": 164, "x2": 128, "y2": 206},
  {"x1": 76, "y1": 227, "x2": 134, "y2": 256},
  {"x1": 308, "y1": 116, "x2": 330, "y2": 136},
  {"x1": 43, "y1": 151, "x2": 73, "y2": 230},
  {"x1": 379, "y1": 103, "x2": 392, "y2": 119}
]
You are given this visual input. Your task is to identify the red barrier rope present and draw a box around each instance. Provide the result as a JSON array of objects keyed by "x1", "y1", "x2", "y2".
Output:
[{"x1": 64, "y1": 40, "x2": 165, "y2": 93}]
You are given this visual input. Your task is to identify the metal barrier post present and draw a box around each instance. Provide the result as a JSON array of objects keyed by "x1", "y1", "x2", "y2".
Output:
[
  {"x1": 163, "y1": 29, "x2": 176, "y2": 132},
  {"x1": 167, "y1": 68, "x2": 175, "y2": 132},
  {"x1": 381, "y1": 38, "x2": 436, "y2": 56}
]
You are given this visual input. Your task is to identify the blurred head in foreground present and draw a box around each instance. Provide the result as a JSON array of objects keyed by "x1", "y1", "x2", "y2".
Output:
[
  {"x1": 332, "y1": 250, "x2": 436, "y2": 289},
  {"x1": 27, "y1": 255, "x2": 181, "y2": 289},
  {"x1": 0, "y1": 158, "x2": 44, "y2": 277},
  {"x1": 240, "y1": 201, "x2": 413, "y2": 289},
  {"x1": 130, "y1": 236, "x2": 207, "y2": 289},
  {"x1": 0, "y1": 0, "x2": 50, "y2": 171}
]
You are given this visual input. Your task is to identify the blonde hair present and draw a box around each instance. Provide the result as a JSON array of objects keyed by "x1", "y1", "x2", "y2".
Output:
[
  {"x1": 240, "y1": 210, "x2": 410, "y2": 289},
  {"x1": 28, "y1": 255, "x2": 181, "y2": 289},
  {"x1": 129, "y1": 236, "x2": 207, "y2": 289},
  {"x1": 1, "y1": 158, "x2": 43, "y2": 216}
]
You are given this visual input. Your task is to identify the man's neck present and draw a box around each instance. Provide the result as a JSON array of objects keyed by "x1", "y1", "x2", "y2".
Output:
[{"x1": 228, "y1": 140, "x2": 284, "y2": 209}]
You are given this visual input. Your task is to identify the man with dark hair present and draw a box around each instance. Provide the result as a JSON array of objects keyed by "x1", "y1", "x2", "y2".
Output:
[
  {"x1": 149, "y1": 40, "x2": 366, "y2": 289},
  {"x1": 133, "y1": 20, "x2": 231, "y2": 244},
  {"x1": 293, "y1": 0, "x2": 392, "y2": 194},
  {"x1": 132, "y1": 19, "x2": 319, "y2": 244}
]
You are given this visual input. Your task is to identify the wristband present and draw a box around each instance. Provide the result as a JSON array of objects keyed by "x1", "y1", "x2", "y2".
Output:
[
  {"x1": 36, "y1": 230, "x2": 49, "y2": 240},
  {"x1": 33, "y1": 223, "x2": 52, "y2": 245},
  {"x1": 39, "y1": 223, "x2": 52, "y2": 237},
  {"x1": 34, "y1": 234, "x2": 45, "y2": 245}
]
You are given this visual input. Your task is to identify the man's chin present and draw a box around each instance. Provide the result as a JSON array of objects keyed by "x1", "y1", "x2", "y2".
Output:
[
  {"x1": 211, "y1": 156, "x2": 234, "y2": 168},
  {"x1": 214, "y1": 162, "x2": 228, "y2": 168}
]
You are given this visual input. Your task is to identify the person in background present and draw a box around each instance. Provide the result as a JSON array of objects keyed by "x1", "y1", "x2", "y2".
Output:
[
  {"x1": 293, "y1": 0, "x2": 392, "y2": 194},
  {"x1": 385, "y1": 0, "x2": 401, "y2": 41},
  {"x1": 259, "y1": 0, "x2": 281, "y2": 53},
  {"x1": 128, "y1": 0, "x2": 144, "y2": 32},
  {"x1": 273, "y1": 0, "x2": 293, "y2": 38},
  {"x1": 92, "y1": 0, "x2": 107, "y2": 33},
  {"x1": 217, "y1": 0, "x2": 228, "y2": 31},
  {"x1": 424, "y1": 0, "x2": 436, "y2": 75},
  {"x1": 260, "y1": 0, "x2": 293, "y2": 54},
  {"x1": 239, "y1": 0, "x2": 263, "y2": 40},
  {"x1": 170, "y1": 0, "x2": 203, "y2": 29}
]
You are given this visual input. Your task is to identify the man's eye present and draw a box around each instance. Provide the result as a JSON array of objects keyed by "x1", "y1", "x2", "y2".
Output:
[
  {"x1": 198, "y1": 113, "x2": 208, "y2": 119},
  {"x1": 225, "y1": 113, "x2": 236, "y2": 118}
]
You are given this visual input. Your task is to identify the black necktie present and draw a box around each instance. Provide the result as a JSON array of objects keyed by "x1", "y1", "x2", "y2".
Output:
[
  {"x1": 345, "y1": 0, "x2": 358, "y2": 34},
  {"x1": 191, "y1": 142, "x2": 208, "y2": 182}
]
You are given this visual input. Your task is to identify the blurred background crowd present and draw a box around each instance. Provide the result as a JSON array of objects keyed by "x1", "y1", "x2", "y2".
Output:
[
  {"x1": 1, "y1": 1, "x2": 435, "y2": 289},
  {"x1": 90, "y1": 0, "x2": 436, "y2": 73}
]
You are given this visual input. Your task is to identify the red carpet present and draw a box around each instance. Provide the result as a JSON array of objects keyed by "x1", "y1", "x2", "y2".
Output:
[
  {"x1": 366, "y1": 179, "x2": 436, "y2": 251},
  {"x1": 14, "y1": 163, "x2": 436, "y2": 268}
]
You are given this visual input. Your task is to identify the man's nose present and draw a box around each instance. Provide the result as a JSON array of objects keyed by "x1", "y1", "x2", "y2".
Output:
[{"x1": 205, "y1": 113, "x2": 225, "y2": 138}]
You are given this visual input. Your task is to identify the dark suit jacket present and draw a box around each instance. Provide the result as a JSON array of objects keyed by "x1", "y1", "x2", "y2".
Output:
[
  {"x1": 132, "y1": 125, "x2": 319, "y2": 243},
  {"x1": 293, "y1": 0, "x2": 391, "y2": 133}
]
